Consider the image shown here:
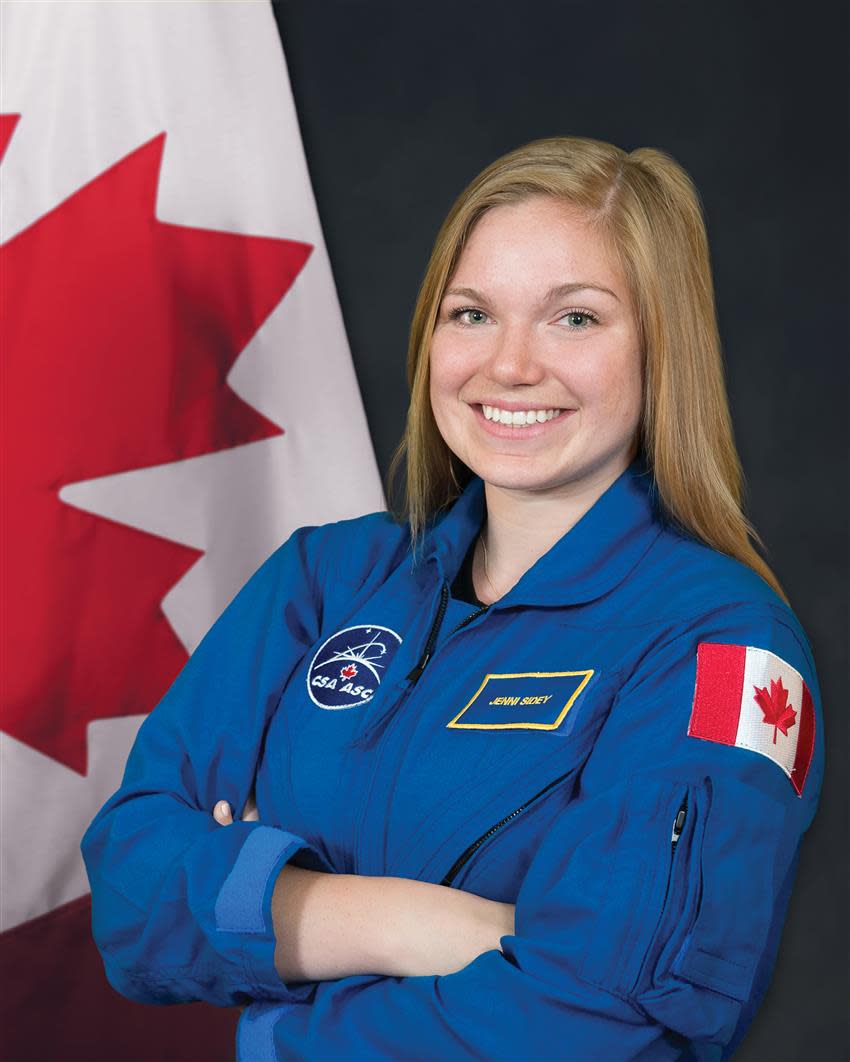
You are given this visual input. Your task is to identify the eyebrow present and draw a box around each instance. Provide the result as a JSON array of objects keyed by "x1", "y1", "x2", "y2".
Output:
[{"x1": 443, "y1": 282, "x2": 620, "y2": 304}]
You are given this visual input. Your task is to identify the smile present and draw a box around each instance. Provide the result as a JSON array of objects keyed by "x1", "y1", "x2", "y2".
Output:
[
  {"x1": 482, "y1": 404, "x2": 562, "y2": 426},
  {"x1": 471, "y1": 403, "x2": 575, "y2": 438}
]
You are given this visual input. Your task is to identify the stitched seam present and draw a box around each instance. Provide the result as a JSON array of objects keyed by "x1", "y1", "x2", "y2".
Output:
[
  {"x1": 691, "y1": 946, "x2": 749, "y2": 971},
  {"x1": 555, "y1": 600, "x2": 802, "y2": 636},
  {"x1": 731, "y1": 737, "x2": 795, "y2": 781}
]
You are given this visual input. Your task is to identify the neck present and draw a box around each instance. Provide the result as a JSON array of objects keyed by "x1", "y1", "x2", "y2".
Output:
[{"x1": 476, "y1": 459, "x2": 632, "y2": 602}]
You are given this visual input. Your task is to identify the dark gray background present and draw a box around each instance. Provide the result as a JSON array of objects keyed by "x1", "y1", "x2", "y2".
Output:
[{"x1": 272, "y1": 3, "x2": 849, "y2": 1059}]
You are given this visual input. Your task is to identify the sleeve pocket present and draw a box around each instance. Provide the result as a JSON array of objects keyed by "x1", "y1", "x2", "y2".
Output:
[
  {"x1": 579, "y1": 775, "x2": 705, "y2": 996},
  {"x1": 633, "y1": 775, "x2": 790, "y2": 1047},
  {"x1": 576, "y1": 769, "x2": 788, "y2": 1038},
  {"x1": 667, "y1": 776, "x2": 787, "y2": 1002}
]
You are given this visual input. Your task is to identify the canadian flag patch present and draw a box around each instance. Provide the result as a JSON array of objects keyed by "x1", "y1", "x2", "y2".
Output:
[{"x1": 688, "y1": 643, "x2": 816, "y2": 796}]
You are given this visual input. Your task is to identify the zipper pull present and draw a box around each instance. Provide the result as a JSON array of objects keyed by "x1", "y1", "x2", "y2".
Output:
[
  {"x1": 405, "y1": 650, "x2": 431, "y2": 685},
  {"x1": 671, "y1": 795, "x2": 688, "y2": 850},
  {"x1": 405, "y1": 582, "x2": 449, "y2": 685}
]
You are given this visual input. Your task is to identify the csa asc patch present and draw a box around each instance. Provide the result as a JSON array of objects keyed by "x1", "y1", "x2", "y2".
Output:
[
  {"x1": 307, "y1": 625, "x2": 403, "y2": 710},
  {"x1": 688, "y1": 643, "x2": 816, "y2": 796}
]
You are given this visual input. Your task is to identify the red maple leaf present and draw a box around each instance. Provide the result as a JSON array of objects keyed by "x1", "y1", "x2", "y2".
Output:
[
  {"x1": 0, "y1": 122, "x2": 313, "y2": 773},
  {"x1": 340, "y1": 664, "x2": 358, "y2": 680},
  {"x1": 753, "y1": 677, "x2": 797, "y2": 744}
]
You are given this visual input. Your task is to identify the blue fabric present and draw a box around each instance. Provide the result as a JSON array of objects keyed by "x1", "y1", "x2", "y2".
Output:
[
  {"x1": 216, "y1": 828, "x2": 306, "y2": 934},
  {"x1": 238, "y1": 1002, "x2": 292, "y2": 1062},
  {"x1": 82, "y1": 460, "x2": 824, "y2": 1059}
]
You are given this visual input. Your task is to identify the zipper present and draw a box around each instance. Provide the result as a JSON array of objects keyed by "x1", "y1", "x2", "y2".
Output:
[
  {"x1": 405, "y1": 586, "x2": 450, "y2": 683},
  {"x1": 404, "y1": 582, "x2": 449, "y2": 684},
  {"x1": 405, "y1": 586, "x2": 490, "y2": 684},
  {"x1": 671, "y1": 795, "x2": 688, "y2": 850},
  {"x1": 451, "y1": 603, "x2": 491, "y2": 634},
  {"x1": 630, "y1": 791, "x2": 691, "y2": 993},
  {"x1": 440, "y1": 768, "x2": 575, "y2": 887}
]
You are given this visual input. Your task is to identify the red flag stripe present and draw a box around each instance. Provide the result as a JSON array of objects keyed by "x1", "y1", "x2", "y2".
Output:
[
  {"x1": 688, "y1": 642, "x2": 745, "y2": 744},
  {"x1": 791, "y1": 682, "x2": 816, "y2": 796}
]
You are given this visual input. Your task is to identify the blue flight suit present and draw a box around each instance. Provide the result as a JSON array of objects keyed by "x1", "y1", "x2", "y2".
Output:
[{"x1": 81, "y1": 460, "x2": 823, "y2": 1061}]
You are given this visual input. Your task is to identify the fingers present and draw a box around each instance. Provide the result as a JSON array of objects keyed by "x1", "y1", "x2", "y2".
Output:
[
  {"x1": 213, "y1": 800, "x2": 234, "y2": 826},
  {"x1": 214, "y1": 797, "x2": 261, "y2": 825}
]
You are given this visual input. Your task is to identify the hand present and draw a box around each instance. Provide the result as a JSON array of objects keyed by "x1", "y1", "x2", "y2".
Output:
[{"x1": 213, "y1": 791, "x2": 259, "y2": 824}]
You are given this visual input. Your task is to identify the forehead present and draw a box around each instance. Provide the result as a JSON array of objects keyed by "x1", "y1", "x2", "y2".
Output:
[{"x1": 451, "y1": 197, "x2": 625, "y2": 294}]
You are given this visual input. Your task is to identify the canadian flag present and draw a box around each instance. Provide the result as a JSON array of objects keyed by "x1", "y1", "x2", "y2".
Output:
[
  {"x1": 0, "y1": 2, "x2": 382, "y2": 1059},
  {"x1": 688, "y1": 643, "x2": 816, "y2": 796}
]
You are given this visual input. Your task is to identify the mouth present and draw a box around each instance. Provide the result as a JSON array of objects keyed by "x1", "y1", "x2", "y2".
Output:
[{"x1": 469, "y1": 402, "x2": 576, "y2": 437}]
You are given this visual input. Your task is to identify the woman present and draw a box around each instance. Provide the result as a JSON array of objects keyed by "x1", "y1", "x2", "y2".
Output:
[{"x1": 83, "y1": 136, "x2": 823, "y2": 1061}]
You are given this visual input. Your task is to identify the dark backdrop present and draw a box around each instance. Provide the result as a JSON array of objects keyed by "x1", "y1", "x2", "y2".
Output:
[{"x1": 272, "y1": 3, "x2": 849, "y2": 1059}]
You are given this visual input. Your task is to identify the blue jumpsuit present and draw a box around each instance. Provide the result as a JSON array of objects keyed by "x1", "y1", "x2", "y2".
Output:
[{"x1": 81, "y1": 460, "x2": 824, "y2": 1061}]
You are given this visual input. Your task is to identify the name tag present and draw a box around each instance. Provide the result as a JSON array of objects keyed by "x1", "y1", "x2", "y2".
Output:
[{"x1": 446, "y1": 670, "x2": 594, "y2": 731}]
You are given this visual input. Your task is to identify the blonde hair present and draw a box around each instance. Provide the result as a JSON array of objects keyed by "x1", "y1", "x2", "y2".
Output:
[{"x1": 387, "y1": 135, "x2": 786, "y2": 601}]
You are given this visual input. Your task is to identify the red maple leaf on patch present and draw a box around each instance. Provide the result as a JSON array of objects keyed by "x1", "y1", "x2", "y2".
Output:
[
  {"x1": 0, "y1": 121, "x2": 313, "y2": 773},
  {"x1": 340, "y1": 664, "x2": 358, "y2": 680},
  {"x1": 753, "y1": 677, "x2": 797, "y2": 744}
]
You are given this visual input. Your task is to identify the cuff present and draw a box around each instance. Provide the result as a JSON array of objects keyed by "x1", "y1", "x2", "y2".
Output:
[
  {"x1": 214, "y1": 825, "x2": 333, "y2": 1003},
  {"x1": 237, "y1": 1001, "x2": 299, "y2": 1062}
]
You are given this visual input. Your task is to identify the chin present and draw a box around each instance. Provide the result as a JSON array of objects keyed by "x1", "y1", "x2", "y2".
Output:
[
  {"x1": 467, "y1": 458, "x2": 577, "y2": 494},
  {"x1": 467, "y1": 448, "x2": 634, "y2": 497}
]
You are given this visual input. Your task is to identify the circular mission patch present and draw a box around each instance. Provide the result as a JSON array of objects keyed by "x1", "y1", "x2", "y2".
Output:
[{"x1": 306, "y1": 624, "x2": 403, "y2": 710}]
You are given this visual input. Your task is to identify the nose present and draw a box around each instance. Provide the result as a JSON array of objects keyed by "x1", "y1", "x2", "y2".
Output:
[{"x1": 483, "y1": 322, "x2": 546, "y2": 388}]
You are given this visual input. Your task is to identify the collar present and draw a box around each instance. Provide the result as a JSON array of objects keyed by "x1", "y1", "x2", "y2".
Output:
[{"x1": 417, "y1": 459, "x2": 665, "y2": 608}]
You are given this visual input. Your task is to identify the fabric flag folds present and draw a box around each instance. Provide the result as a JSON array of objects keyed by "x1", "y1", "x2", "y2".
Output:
[
  {"x1": 0, "y1": 2, "x2": 382, "y2": 1058},
  {"x1": 688, "y1": 643, "x2": 816, "y2": 795}
]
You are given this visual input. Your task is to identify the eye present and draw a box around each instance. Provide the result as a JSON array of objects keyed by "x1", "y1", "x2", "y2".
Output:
[
  {"x1": 560, "y1": 309, "x2": 600, "y2": 329},
  {"x1": 447, "y1": 306, "x2": 489, "y2": 326}
]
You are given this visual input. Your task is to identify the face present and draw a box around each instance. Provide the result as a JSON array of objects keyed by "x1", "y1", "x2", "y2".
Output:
[{"x1": 429, "y1": 196, "x2": 643, "y2": 503}]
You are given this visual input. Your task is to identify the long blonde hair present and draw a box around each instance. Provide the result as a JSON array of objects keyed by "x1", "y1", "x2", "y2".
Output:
[{"x1": 387, "y1": 135, "x2": 785, "y2": 601}]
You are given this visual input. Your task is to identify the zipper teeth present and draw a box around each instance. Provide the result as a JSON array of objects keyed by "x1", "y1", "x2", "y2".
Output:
[
  {"x1": 441, "y1": 768, "x2": 574, "y2": 887},
  {"x1": 426, "y1": 583, "x2": 450, "y2": 654},
  {"x1": 449, "y1": 603, "x2": 490, "y2": 635},
  {"x1": 406, "y1": 586, "x2": 490, "y2": 684},
  {"x1": 405, "y1": 582, "x2": 450, "y2": 682},
  {"x1": 631, "y1": 790, "x2": 691, "y2": 993}
]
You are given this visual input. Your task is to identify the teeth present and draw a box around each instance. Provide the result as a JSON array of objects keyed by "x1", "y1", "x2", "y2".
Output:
[{"x1": 482, "y1": 404, "x2": 562, "y2": 426}]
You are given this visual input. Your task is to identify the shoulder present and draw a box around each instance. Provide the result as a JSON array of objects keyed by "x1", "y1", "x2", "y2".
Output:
[
  {"x1": 601, "y1": 525, "x2": 823, "y2": 812},
  {"x1": 618, "y1": 522, "x2": 810, "y2": 659},
  {"x1": 624, "y1": 522, "x2": 818, "y2": 706},
  {"x1": 272, "y1": 507, "x2": 413, "y2": 590}
]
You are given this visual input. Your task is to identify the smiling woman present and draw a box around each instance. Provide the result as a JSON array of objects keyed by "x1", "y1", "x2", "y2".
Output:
[
  {"x1": 397, "y1": 136, "x2": 784, "y2": 604},
  {"x1": 83, "y1": 136, "x2": 823, "y2": 1062},
  {"x1": 428, "y1": 197, "x2": 643, "y2": 598}
]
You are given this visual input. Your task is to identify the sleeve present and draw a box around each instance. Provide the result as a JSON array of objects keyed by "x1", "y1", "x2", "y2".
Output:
[
  {"x1": 80, "y1": 525, "x2": 334, "y2": 1008},
  {"x1": 237, "y1": 604, "x2": 824, "y2": 1062}
]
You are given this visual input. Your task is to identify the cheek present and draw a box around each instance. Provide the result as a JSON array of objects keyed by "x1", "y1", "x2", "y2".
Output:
[
  {"x1": 428, "y1": 349, "x2": 461, "y2": 431},
  {"x1": 580, "y1": 344, "x2": 642, "y2": 419},
  {"x1": 429, "y1": 339, "x2": 473, "y2": 400}
]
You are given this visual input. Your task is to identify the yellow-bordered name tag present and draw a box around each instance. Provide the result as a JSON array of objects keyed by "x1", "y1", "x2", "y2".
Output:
[{"x1": 446, "y1": 670, "x2": 594, "y2": 731}]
